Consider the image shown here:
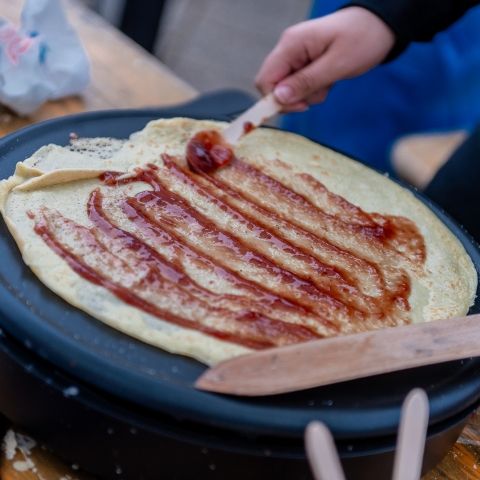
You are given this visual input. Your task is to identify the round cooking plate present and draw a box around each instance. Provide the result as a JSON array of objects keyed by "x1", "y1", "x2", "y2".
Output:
[{"x1": 0, "y1": 108, "x2": 479, "y2": 440}]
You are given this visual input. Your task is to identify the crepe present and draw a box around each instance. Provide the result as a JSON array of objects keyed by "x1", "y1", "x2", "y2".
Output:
[{"x1": 0, "y1": 118, "x2": 477, "y2": 365}]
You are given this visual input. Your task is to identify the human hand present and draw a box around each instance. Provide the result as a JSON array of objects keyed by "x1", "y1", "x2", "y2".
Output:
[{"x1": 255, "y1": 7, "x2": 395, "y2": 111}]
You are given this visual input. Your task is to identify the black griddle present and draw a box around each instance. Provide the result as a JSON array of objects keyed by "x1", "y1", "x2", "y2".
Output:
[{"x1": 0, "y1": 90, "x2": 479, "y2": 479}]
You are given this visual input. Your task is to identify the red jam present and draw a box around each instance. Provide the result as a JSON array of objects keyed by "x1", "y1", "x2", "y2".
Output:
[
  {"x1": 32, "y1": 155, "x2": 426, "y2": 349},
  {"x1": 186, "y1": 130, "x2": 234, "y2": 174},
  {"x1": 243, "y1": 121, "x2": 255, "y2": 134}
]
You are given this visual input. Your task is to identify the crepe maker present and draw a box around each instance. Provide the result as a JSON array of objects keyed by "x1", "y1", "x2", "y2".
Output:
[{"x1": 0, "y1": 90, "x2": 479, "y2": 480}]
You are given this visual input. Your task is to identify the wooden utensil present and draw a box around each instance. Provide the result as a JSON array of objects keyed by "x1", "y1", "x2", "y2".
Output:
[
  {"x1": 392, "y1": 389, "x2": 429, "y2": 480},
  {"x1": 222, "y1": 93, "x2": 281, "y2": 145},
  {"x1": 196, "y1": 314, "x2": 480, "y2": 396},
  {"x1": 305, "y1": 389, "x2": 429, "y2": 480},
  {"x1": 306, "y1": 422, "x2": 346, "y2": 480}
]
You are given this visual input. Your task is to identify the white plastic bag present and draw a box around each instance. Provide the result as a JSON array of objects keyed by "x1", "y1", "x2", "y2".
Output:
[{"x1": 0, "y1": 0, "x2": 90, "y2": 115}]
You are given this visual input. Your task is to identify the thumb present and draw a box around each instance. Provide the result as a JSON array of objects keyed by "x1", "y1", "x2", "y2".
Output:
[{"x1": 273, "y1": 51, "x2": 340, "y2": 105}]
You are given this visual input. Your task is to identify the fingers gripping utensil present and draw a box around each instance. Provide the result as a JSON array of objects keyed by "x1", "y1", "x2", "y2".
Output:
[
  {"x1": 306, "y1": 389, "x2": 429, "y2": 480},
  {"x1": 196, "y1": 314, "x2": 480, "y2": 396}
]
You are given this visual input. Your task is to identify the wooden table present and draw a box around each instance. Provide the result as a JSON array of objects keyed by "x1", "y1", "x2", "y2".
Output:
[
  {"x1": 0, "y1": 0, "x2": 197, "y2": 138},
  {"x1": 2, "y1": 415, "x2": 480, "y2": 480},
  {"x1": 0, "y1": 1, "x2": 478, "y2": 479},
  {"x1": 391, "y1": 131, "x2": 467, "y2": 190}
]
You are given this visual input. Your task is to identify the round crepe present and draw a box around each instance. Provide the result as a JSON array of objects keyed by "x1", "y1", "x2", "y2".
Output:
[{"x1": 0, "y1": 118, "x2": 477, "y2": 365}]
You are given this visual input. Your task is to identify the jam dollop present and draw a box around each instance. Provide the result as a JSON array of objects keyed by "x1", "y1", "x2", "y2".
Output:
[
  {"x1": 243, "y1": 121, "x2": 255, "y2": 134},
  {"x1": 186, "y1": 130, "x2": 234, "y2": 174}
]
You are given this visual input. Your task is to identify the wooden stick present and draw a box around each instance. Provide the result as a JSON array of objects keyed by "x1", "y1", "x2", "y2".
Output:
[
  {"x1": 305, "y1": 422, "x2": 346, "y2": 480},
  {"x1": 392, "y1": 389, "x2": 429, "y2": 480},
  {"x1": 222, "y1": 93, "x2": 281, "y2": 145}
]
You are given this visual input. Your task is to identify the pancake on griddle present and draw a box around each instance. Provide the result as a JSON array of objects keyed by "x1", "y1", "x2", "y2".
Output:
[{"x1": 0, "y1": 118, "x2": 476, "y2": 364}]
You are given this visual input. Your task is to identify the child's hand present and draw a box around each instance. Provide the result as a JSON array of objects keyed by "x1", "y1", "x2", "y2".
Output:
[{"x1": 255, "y1": 7, "x2": 395, "y2": 111}]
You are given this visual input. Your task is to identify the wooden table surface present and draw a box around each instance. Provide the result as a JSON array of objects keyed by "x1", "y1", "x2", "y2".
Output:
[
  {"x1": 391, "y1": 131, "x2": 467, "y2": 189},
  {"x1": 0, "y1": 0, "x2": 197, "y2": 138},
  {"x1": 0, "y1": 1, "x2": 478, "y2": 479}
]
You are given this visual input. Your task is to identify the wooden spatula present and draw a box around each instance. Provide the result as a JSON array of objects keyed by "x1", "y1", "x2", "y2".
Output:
[
  {"x1": 222, "y1": 93, "x2": 281, "y2": 145},
  {"x1": 195, "y1": 313, "x2": 480, "y2": 396}
]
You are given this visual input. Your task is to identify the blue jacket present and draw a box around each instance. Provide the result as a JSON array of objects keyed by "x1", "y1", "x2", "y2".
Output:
[{"x1": 282, "y1": 1, "x2": 480, "y2": 172}]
